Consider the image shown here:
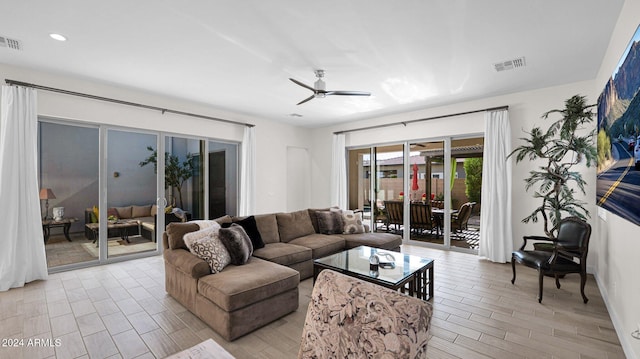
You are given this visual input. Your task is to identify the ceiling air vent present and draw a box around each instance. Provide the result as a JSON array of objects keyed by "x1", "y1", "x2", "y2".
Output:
[
  {"x1": 494, "y1": 56, "x2": 525, "y2": 72},
  {"x1": 0, "y1": 35, "x2": 22, "y2": 50}
]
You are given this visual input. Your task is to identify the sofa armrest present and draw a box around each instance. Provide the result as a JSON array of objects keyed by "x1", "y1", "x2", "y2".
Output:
[{"x1": 163, "y1": 249, "x2": 210, "y2": 279}]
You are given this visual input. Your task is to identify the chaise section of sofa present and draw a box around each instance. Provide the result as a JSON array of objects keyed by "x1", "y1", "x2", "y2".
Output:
[{"x1": 162, "y1": 222, "x2": 300, "y2": 341}]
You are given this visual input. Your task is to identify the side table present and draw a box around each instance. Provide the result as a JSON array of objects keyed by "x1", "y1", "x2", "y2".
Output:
[{"x1": 42, "y1": 217, "x2": 78, "y2": 243}]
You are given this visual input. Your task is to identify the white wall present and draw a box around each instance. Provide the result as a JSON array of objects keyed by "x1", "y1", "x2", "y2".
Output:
[
  {"x1": 593, "y1": 0, "x2": 640, "y2": 357},
  {"x1": 0, "y1": 63, "x2": 312, "y2": 216}
]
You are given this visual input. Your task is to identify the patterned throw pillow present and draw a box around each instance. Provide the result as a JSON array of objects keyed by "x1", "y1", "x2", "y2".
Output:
[
  {"x1": 218, "y1": 224, "x2": 253, "y2": 265},
  {"x1": 189, "y1": 231, "x2": 231, "y2": 273},
  {"x1": 183, "y1": 225, "x2": 219, "y2": 250},
  {"x1": 342, "y1": 210, "x2": 365, "y2": 234}
]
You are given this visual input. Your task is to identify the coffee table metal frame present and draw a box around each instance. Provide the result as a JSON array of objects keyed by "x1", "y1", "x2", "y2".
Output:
[
  {"x1": 313, "y1": 246, "x2": 434, "y2": 301},
  {"x1": 85, "y1": 220, "x2": 140, "y2": 247}
]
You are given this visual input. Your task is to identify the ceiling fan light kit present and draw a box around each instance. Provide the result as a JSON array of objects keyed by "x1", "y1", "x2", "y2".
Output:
[{"x1": 289, "y1": 69, "x2": 371, "y2": 105}]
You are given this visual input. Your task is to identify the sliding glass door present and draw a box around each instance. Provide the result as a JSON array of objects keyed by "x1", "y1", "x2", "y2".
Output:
[
  {"x1": 408, "y1": 140, "x2": 447, "y2": 247},
  {"x1": 449, "y1": 137, "x2": 484, "y2": 251},
  {"x1": 105, "y1": 129, "x2": 159, "y2": 259},
  {"x1": 40, "y1": 119, "x2": 241, "y2": 270},
  {"x1": 373, "y1": 145, "x2": 405, "y2": 234},
  {"x1": 347, "y1": 136, "x2": 482, "y2": 253},
  {"x1": 39, "y1": 120, "x2": 100, "y2": 267},
  {"x1": 208, "y1": 140, "x2": 239, "y2": 219}
]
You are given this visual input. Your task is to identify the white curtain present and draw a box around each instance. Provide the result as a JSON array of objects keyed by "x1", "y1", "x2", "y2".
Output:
[
  {"x1": 331, "y1": 134, "x2": 347, "y2": 209},
  {"x1": 239, "y1": 126, "x2": 256, "y2": 216},
  {"x1": 0, "y1": 85, "x2": 48, "y2": 291},
  {"x1": 478, "y1": 109, "x2": 513, "y2": 263}
]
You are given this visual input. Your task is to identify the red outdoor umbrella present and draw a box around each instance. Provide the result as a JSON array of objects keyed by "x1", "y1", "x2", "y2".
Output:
[{"x1": 411, "y1": 163, "x2": 419, "y2": 191}]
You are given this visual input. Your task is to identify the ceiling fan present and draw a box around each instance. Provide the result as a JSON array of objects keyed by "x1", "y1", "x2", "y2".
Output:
[{"x1": 289, "y1": 70, "x2": 371, "y2": 105}]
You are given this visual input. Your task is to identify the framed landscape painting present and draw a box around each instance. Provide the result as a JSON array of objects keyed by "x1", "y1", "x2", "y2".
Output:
[{"x1": 596, "y1": 25, "x2": 640, "y2": 226}]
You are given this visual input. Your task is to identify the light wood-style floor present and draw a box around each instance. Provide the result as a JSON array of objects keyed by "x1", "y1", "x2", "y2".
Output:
[{"x1": 0, "y1": 244, "x2": 625, "y2": 359}]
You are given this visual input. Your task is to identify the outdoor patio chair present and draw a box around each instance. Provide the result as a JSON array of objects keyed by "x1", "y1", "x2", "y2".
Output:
[
  {"x1": 383, "y1": 200, "x2": 404, "y2": 233},
  {"x1": 410, "y1": 202, "x2": 437, "y2": 236},
  {"x1": 451, "y1": 202, "x2": 475, "y2": 236}
]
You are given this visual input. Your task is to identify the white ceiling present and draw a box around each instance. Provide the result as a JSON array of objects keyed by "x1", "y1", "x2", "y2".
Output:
[{"x1": 0, "y1": 1, "x2": 624, "y2": 127}]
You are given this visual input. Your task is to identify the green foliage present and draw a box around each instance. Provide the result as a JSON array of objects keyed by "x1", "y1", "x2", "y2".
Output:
[
  {"x1": 463, "y1": 157, "x2": 482, "y2": 203},
  {"x1": 597, "y1": 129, "x2": 612, "y2": 169},
  {"x1": 139, "y1": 146, "x2": 195, "y2": 209},
  {"x1": 508, "y1": 95, "x2": 596, "y2": 238}
]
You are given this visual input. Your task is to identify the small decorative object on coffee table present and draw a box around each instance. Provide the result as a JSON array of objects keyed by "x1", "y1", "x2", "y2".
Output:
[{"x1": 314, "y1": 246, "x2": 434, "y2": 301}]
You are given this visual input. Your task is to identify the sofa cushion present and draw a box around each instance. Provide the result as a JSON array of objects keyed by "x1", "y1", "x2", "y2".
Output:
[
  {"x1": 340, "y1": 232, "x2": 403, "y2": 251},
  {"x1": 254, "y1": 214, "x2": 280, "y2": 244},
  {"x1": 227, "y1": 216, "x2": 265, "y2": 250},
  {"x1": 166, "y1": 222, "x2": 201, "y2": 250},
  {"x1": 132, "y1": 204, "x2": 152, "y2": 218},
  {"x1": 151, "y1": 204, "x2": 158, "y2": 216},
  {"x1": 115, "y1": 206, "x2": 133, "y2": 219},
  {"x1": 197, "y1": 257, "x2": 299, "y2": 312},
  {"x1": 277, "y1": 210, "x2": 315, "y2": 242},
  {"x1": 316, "y1": 211, "x2": 344, "y2": 235},
  {"x1": 342, "y1": 210, "x2": 365, "y2": 234},
  {"x1": 189, "y1": 231, "x2": 231, "y2": 273},
  {"x1": 136, "y1": 216, "x2": 154, "y2": 225},
  {"x1": 219, "y1": 224, "x2": 253, "y2": 265},
  {"x1": 289, "y1": 234, "x2": 345, "y2": 259},
  {"x1": 253, "y1": 243, "x2": 312, "y2": 266}
]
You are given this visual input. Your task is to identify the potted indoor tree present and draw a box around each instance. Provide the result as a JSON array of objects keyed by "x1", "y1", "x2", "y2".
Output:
[
  {"x1": 139, "y1": 146, "x2": 195, "y2": 210},
  {"x1": 509, "y1": 95, "x2": 597, "y2": 239}
]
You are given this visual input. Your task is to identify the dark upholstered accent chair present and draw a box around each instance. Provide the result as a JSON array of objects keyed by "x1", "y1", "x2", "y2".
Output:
[
  {"x1": 383, "y1": 200, "x2": 404, "y2": 232},
  {"x1": 410, "y1": 202, "x2": 437, "y2": 235},
  {"x1": 299, "y1": 270, "x2": 432, "y2": 358},
  {"x1": 511, "y1": 217, "x2": 591, "y2": 303},
  {"x1": 451, "y1": 202, "x2": 475, "y2": 233}
]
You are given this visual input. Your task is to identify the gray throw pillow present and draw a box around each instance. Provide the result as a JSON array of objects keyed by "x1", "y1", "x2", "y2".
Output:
[
  {"x1": 218, "y1": 224, "x2": 253, "y2": 265},
  {"x1": 316, "y1": 211, "x2": 344, "y2": 235}
]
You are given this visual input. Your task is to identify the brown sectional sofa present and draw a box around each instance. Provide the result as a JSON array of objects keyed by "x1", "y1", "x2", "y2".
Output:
[{"x1": 162, "y1": 208, "x2": 402, "y2": 341}]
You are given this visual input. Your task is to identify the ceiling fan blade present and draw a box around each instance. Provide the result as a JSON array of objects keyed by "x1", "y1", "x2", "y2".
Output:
[
  {"x1": 289, "y1": 78, "x2": 315, "y2": 92},
  {"x1": 325, "y1": 90, "x2": 371, "y2": 96},
  {"x1": 296, "y1": 94, "x2": 315, "y2": 105}
]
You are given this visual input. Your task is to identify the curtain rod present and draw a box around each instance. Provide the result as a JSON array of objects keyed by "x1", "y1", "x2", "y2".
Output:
[
  {"x1": 5, "y1": 79, "x2": 255, "y2": 128},
  {"x1": 333, "y1": 105, "x2": 508, "y2": 135}
]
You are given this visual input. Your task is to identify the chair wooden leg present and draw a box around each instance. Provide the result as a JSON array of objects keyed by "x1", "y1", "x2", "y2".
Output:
[
  {"x1": 555, "y1": 274, "x2": 561, "y2": 289},
  {"x1": 580, "y1": 272, "x2": 589, "y2": 304},
  {"x1": 511, "y1": 258, "x2": 516, "y2": 284},
  {"x1": 538, "y1": 270, "x2": 544, "y2": 303}
]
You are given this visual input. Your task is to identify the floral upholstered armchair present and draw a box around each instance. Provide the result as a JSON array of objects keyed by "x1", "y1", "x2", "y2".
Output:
[{"x1": 298, "y1": 270, "x2": 432, "y2": 358}]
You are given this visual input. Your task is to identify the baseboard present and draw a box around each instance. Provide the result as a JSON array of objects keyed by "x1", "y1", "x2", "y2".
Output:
[{"x1": 591, "y1": 268, "x2": 637, "y2": 359}]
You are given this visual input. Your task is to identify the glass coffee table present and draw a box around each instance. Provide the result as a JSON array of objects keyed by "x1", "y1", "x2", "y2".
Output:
[{"x1": 313, "y1": 246, "x2": 434, "y2": 301}]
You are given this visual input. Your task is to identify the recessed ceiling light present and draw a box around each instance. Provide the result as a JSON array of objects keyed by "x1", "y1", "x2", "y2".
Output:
[{"x1": 49, "y1": 33, "x2": 67, "y2": 41}]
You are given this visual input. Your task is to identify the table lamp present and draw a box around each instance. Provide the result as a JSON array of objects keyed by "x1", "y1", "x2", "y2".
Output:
[{"x1": 39, "y1": 188, "x2": 56, "y2": 220}]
